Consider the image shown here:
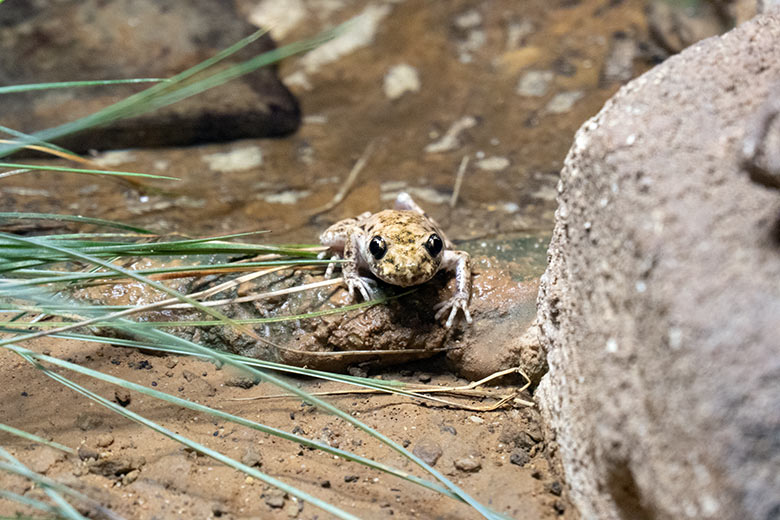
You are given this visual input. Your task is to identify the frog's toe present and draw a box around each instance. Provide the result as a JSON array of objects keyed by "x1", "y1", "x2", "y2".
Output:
[
  {"x1": 324, "y1": 255, "x2": 340, "y2": 278},
  {"x1": 434, "y1": 298, "x2": 472, "y2": 328},
  {"x1": 345, "y1": 276, "x2": 375, "y2": 301}
]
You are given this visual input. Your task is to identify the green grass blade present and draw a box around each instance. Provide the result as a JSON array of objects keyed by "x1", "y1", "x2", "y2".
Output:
[
  {"x1": 0, "y1": 424, "x2": 75, "y2": 454},
  {"x1": 0, "y1": 79, "x2": 166, "y2": 95},
  {"x1": 0, "y1": 162, "x2": 179, "y2": 181},
  {"x1": 0, "y1": 232, "x2": 257, "y2": 338},
  {"x1": 0, "y1": 213, "x2": 155, "y2": 234}
]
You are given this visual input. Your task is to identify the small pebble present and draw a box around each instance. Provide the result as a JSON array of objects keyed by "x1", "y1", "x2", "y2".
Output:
[
  {"x1": 412, "y1": 438, "x2": 443, "y2": 466},
  {"x1": 510, "y1": 451, "x2": 530, "y2": 467},
  {"x1": 344, "y1": 475, "x2": 359, "y2": 483},
  {"x1": 95, "y1": 433, "x2": 114, "y2": 448},
  {"x1": 383, "y1": 64, "x2": 421, "y2": 100},
  {"x1": 453, "y1": 456, "x2": 482, "y2": 473}
]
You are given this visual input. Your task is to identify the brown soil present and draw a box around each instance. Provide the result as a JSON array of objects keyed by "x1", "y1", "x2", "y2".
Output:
[{"x1": 1, "y1": 339, "x2": 569, "y2": 519}]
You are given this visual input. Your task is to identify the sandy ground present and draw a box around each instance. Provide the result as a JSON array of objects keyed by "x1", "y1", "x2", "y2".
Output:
[{"x1": 1, "y1": 337, "x2": 572, "y2": 519}]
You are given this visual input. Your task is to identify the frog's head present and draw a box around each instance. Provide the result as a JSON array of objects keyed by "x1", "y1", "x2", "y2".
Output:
[{"x1": 362, "y1": 211, "x2": 444, "y2": 287}]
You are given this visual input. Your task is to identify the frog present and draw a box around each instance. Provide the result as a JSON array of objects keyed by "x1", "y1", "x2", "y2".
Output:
[{"x1": 319, "y1": 192, "x2": 472, "y2": 328}]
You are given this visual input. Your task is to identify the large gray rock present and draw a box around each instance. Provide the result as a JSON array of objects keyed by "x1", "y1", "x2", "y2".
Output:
[{"x1": 535, "y1": 13, "x2": 780, "y2": 520}]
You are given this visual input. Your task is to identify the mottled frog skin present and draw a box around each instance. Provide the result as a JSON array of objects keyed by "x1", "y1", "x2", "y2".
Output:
[{"x1": 320, "y1": 192, "x2": 472, "y2": 327}]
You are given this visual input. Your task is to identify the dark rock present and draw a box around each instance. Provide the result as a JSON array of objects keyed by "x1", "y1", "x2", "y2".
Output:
[
  {"x1": 114, "y1": 389, "x2": 131, "y2": 407},
  {"x1": 343, "y1": 474, "x2": 359, "y2": 483},
  {"x1": 412, "y1": 438, "x2": 443, "y2": 467},
  {"x1": 509, "y1": 451, "x2": 529, "y2": 467},
  {"x1": 536, "y1": 13, "x2": 780, "y2": 520},
  {"x1": 78, "y1": 444, "x2": 99, "y2": 461},
  {"x1": 440, "y1": 424, "x2": 457, "y2": 436},
  {"x1": 552, "y1": 499, "x2": 566, "y2": 515},
  {"x1": 0, "y1": 0, "x2": 299, "y2": 153},
  {"x1": 548, "y1": 480, "x2": 563, "y2": 496}
]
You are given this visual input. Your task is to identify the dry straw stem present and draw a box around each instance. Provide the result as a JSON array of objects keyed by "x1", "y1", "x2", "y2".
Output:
[{"x1": 230, "y1": 366, "x2": 534, "y2": 411}]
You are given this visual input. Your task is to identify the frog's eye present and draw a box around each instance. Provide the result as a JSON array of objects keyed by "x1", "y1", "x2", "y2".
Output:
[
  {"x1": 369, "y1": 235, "x2": 387, "y2": 260},
  {"x1": 425, "y1": 233, "x2": 443, "y2": 257}
]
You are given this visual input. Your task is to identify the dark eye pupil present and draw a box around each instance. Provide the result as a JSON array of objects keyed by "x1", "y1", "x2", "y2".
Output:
[
  {"x1": 425, "y1": 234, "x2": 443, "y2": 256},
  {"x1": 369, "y1": 236, "x2": 387, "y2": 259}
]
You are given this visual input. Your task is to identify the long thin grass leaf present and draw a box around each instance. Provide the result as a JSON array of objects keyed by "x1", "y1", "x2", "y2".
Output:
[
  {"x1": 0, "y1": 424, "x2": 74, "y2": 454},
  {"x1": 0, "y1": 79, "x2": 165, "y2": 95},
  {"x1": 0, "y1": 213, "x2": 154, "y2": 234},
  {"x1": 0, "y1": 232, "x2": 259, "y2": 340},
  {"x1": 0, "y1": 162, "x2": 179, "y2": 181}
]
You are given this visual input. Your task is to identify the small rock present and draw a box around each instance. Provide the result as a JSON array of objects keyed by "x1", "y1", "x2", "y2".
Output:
[
  {"x1": 224, "y1": 375, "x2": 258, "y2": 389},
  {"x1": 263, "y1": 488, "x2": 287, "y2": 509},
  {"x1": 516, "y1": 70, "x2": 554, "y2": 97},
  {"x1": 453, "y1": 456, "x2": 482, "y2": 473},
  {"x1": 553, "y1": 499, "x2": 566, "y2": 515},
  {"x1": 77, "y1": 444, "x2": 99, "y2": 461},
  {"x1": 182, "y1": 370, "x2": 217, "y2": 397},
  {"x1": 454, "y1": 9, "x2": 482, "y2": 30},
  {"x1": 344, "y1": 474, "x2": 359, "y2": 483},
  {"x1": 165, "y1": 357, "x2": 178, "y2": 369},
  {"x1": 347, "y1": 366, "x2": 369, "y2": 378},
  {"x1": 241, "y1": 447, "x2": 262, "y2": 468},
  {"x1": 284, "y1": 502, "x2": 300, "y2": 518},
  {"x1": 412, "y1": 438, "x2": 443, "y2": 466},
  {"x1": 417, "y1": 374, "x2": 432, "y2": 383},
  {"x1": 114, "y1": 389, "x2": 131, "y2": 407},
  {"x1": 122, "y1": 469, "x2": 140, "y2": 486},
  {"x1": 95, "y1": 433, "x2": 114, "y2": 448},
  {"x1": 383, "y1": 64, "x2": 421, "y2": 100},
  {"x1": 509, "y1": 451, "x2": 530, "y2": 467},
  {"x1": 548, "y1": 480, "x2": 563, "y2": 496},
  {"x1": 440, "y1": 424, "x2": 457, "y2": 436},
  {"x1": 468, "y1": 415, "x2": 485, "y2": 424},
  {"x1": 320, "y1": 480, "x2": 331, "y2": 488},
  {"x1": 27, "y1": 447, "x2": 64, "y2": 473},
  {"x1": 476, "y1": 156, "x2": 510, "y2": 171},
  {"x1": 545, "y1": 91, "x2": 584, "y2": 114},
  {"x1": 88, "y1": 455, "x2": 145, "y2": 478}
]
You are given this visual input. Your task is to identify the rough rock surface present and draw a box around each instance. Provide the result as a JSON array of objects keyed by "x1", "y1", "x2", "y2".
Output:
[
  {"x1": 535, "y1": 13, "x2": 780, "y2": 520},
  {"x1": 0, "y1": 0, "x2": 299, "y2": 152}
]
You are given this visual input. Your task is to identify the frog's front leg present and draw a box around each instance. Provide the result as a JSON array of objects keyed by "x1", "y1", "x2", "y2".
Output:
[
  {"x1": 340, "y1": 226, "x2": 378, "y2": 301},
  {"x1": 319, "y1": 213, "x2": 370, "y2": 278},
  {"x1": 434, "y1": 250, "x2": 473, "y2": 327}
]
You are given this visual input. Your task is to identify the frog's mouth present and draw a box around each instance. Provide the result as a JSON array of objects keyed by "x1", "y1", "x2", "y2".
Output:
[{"x1": 371, "y1": 263, "x2": 438, "y2": 288}]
